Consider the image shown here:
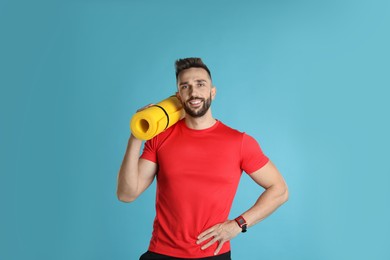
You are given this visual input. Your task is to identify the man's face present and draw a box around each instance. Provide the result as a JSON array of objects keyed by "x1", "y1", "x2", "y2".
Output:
[{"x1": 176, "y1": 67, "x2": 216, "y2": 118}]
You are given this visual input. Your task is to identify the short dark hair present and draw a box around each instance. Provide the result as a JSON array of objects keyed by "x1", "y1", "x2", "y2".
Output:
[{"x1": 175, "y1": 57, "x2": 212, "y2": 80}]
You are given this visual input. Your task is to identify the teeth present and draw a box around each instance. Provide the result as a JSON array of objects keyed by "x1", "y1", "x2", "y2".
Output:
[{"x1": 189, "y1": 100, "x2": 201, "y2": 104}]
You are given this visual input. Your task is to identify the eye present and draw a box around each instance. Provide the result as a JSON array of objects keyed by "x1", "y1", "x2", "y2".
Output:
[
  {"x1": 181, "y1": 85, "x2": 188, "y2": 90},
  {"x1": 198, "y1": 82, "x2": 205, "y2": 87}
]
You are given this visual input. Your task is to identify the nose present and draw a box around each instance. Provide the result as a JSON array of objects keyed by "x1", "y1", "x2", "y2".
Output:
[{"x1": 188, "y1": 85, "x2": 198, "y2": 97}]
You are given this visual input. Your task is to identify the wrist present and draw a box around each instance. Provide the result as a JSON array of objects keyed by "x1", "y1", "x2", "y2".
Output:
[
  {"x1": 129, "y1": 134, "x2": 143, "y2": 143},
  {"x1": 234, "y1": 215, "x2": 248, "y2": 233}
]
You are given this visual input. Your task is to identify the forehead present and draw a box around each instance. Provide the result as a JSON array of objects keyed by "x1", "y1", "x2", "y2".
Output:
[{"x1": 177, "y1": 67, "x2": 211, "y2": 83}]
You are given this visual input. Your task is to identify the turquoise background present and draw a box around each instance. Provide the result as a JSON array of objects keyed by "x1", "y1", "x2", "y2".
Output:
[{"x1": 1, "y1": 0, "x2": 389, "y2": 259}]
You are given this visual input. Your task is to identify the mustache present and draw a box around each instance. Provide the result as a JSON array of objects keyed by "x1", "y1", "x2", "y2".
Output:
[{"x1": 186, "y1": 96, "x2": 205, "y2": 102}]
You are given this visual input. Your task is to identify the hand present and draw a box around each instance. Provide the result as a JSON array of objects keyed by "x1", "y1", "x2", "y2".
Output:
[
  {"x1": 196, "y1": 220, "x2": 241, "y2": 255},
  {"x1": 136, "y1": 103, "x2": 155, "y2": 112}
]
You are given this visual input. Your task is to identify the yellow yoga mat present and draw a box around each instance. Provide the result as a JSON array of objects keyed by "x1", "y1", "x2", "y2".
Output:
[{"x1": 130, "y1": 95, "x2": 184, "y2": 140}]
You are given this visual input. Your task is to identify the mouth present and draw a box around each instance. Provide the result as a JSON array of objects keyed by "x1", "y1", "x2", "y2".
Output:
[{"x1": 187, "y1": 99, "x2": 203, "y2": 108}]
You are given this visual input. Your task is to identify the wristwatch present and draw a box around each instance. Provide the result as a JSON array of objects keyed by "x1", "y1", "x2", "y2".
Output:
[{"x1": 234, "y1": 216, "x2": 247, "y2": 233}]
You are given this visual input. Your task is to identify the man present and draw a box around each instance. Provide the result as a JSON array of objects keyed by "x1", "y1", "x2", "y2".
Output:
[{"x1": 117, "y1": 58, "x2": 288, "y2": 260}]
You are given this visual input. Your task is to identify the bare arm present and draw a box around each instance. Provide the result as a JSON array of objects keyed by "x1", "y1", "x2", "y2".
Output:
[
  {"x1": 197, "y1": 160, "x2": 288, "y2": 255},
  {"x1": 116, "y1": 134, "x2": 157, "y2": 202},
  {"x1": 241, "y1": 160, "x2": 289, "y2": 226}
]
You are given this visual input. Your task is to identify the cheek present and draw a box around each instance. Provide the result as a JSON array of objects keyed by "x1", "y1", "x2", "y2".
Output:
[{"x1": 177, "y1": 92, "x2": 188, "y2": 103}]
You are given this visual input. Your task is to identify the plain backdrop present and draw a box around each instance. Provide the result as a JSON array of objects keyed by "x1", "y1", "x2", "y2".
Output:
[{"x1": 1, "y1": 0, "x2": 389, "y2": 259}]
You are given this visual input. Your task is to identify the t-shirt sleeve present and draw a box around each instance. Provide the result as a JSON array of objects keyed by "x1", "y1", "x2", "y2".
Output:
[
  {"x1": 240, "y1": 133, "x2": 269, "y2": 174},
  {"x1": 140, "y1": 137, "x2": 158, "y2": 163}
]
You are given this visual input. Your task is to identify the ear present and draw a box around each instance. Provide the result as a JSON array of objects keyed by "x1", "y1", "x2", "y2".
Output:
[
  {"x1": 211, "y1": 86, "x2": 217, "y2": 100},
  {"x1": 176, "y1": 91, "x2": 182, "y2": 102}
]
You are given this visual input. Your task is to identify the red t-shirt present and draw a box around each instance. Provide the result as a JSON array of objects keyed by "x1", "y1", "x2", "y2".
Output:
[{"x1": 140, "y1": 119, "x2": 269, "y2": 258}]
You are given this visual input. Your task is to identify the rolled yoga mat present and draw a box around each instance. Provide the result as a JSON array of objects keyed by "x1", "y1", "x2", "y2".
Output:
[{"x1": 130, "y1": 95, "x2": 184, "y2": 140}]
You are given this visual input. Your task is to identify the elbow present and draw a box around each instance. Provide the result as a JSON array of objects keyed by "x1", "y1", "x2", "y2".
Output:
[
  {"x1": 117, "y1": 191, "x2": 137, "y2": 203},
  {"x1": 280, "y1": 183, "x2": 289, "y2": 204},
  {"x1": 272, "y1": 181, "x2": 289, "y2": 205}
]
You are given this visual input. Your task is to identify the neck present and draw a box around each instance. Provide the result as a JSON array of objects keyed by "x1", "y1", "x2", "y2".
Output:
[{"x1": 184, "y1": 111, "x2": 216, "y2": 130}]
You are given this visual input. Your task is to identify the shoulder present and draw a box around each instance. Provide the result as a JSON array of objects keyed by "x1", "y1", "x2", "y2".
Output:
[
  {"x1": 145, "y1": 119, "x2": 182, "y2": 147},
  {"x1": 217, "y1": 121, "x2": 244, "y2": 136},
  {"x1": 217, "y1": 121, "x2": 262, "y2": 145}
]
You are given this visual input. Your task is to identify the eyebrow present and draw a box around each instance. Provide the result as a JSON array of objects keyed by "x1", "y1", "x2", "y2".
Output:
[{"x1": 179, "y1": 79, "x2": 207, "y2": 86}]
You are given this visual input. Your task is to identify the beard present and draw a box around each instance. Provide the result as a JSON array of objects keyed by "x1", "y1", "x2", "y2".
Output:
[{"x1": 183, "y1": 94, "x2": 212, "y2": 118}]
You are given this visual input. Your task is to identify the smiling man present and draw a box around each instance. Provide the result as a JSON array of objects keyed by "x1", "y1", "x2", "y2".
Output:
[{"x1": 117, "y1": 58, "x2": 288, "y2": 260}]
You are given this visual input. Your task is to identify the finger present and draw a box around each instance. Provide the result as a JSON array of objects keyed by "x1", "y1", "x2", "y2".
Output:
[
  {"x1": 198, "y1": 226, "x2": 215, "y2": 240},
  {"x1": 201, "y1": 236, "x2": 219, "y2": 250},
  {"x1": 214, "y1": 240, "x2": 225, "y2": 255},
  {"x1": 197, "y1": 231, "x2": 214, "y2": 245},
  {"x1": 136, "y1": 104, "x2": 154, "y2": 112}
]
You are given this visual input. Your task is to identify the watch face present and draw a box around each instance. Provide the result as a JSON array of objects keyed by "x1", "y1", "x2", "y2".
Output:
[{"x1": 238, "y1": 218, "x2": 245, "y2": 226}]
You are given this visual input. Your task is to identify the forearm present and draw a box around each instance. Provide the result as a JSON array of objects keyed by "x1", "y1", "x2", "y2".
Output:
[
  {"x1": 196, "y1": 184, "x2": 288, "y2": 255},
  {"x1": 241, "y1": 183, "x2": 288, "y2": 228},
  {"x1": 116, "y1": 135, "x2": 143, "y2": 202}
]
